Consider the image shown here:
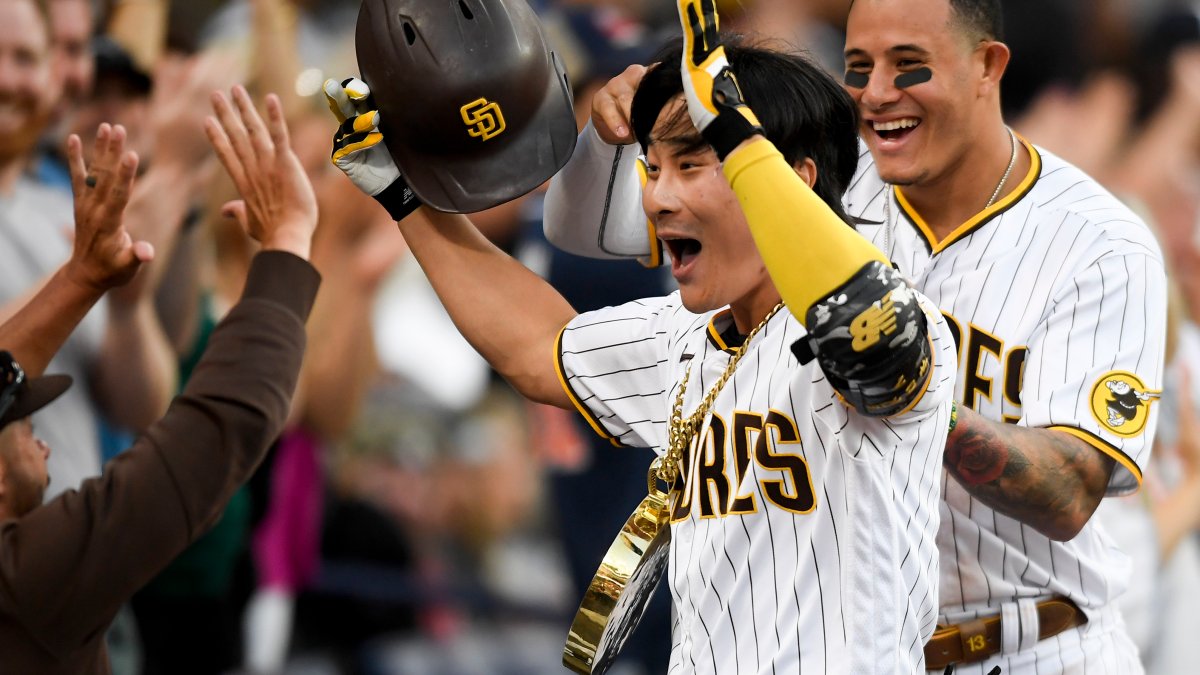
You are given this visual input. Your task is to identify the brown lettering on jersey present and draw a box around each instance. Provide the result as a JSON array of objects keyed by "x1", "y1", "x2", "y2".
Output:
[
  {"x1": 670, "y1": 435, "x2": 695, "y2": 522},
  {"x1": 670, "y1": 409, "x2": 816, "y2": 520},
  {"x1": 730, "y1": 412, "x2": 763, "y2": 514},
  {"x1": 755, "y1": 410, "x2": 817, "y2": 514},
  {"x1": 1004, "y1": 346, "x2": 1027, "y2": 406},
  {"x1": 963, "y1": 323, "x2": 1003, "y2": 410},
  {"x1": 697, "y1": 414, "x2": 730, "y2": 518}
]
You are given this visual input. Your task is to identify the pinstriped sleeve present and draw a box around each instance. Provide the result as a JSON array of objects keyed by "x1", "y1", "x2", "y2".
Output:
[
  {"x1": 1021, "y1": 244, "x2": 1168, "y2": 495},
  {"x1": 556, "y1": 294, "x2": 678, "y2": 450}
]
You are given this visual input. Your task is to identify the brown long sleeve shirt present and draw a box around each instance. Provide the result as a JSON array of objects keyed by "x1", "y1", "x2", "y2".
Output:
[{"x1": 0, "y1": 250, "x2": 320, "y2": 674}]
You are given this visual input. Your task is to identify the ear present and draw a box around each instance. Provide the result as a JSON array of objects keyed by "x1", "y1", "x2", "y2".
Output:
[
  {"x1": 979, "y1": 41, "x2": 1011, "y2": 97},
  {"x1": 793, "y1": 157, "x2": 818, "y2": 189}
]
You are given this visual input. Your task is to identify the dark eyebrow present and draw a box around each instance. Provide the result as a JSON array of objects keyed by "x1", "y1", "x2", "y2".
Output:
[
  {"x1": 648, "y1": 127, "x2": 708, "y2": 157},
  {"x1": 844, "y1": 44, "x2": 931, "y2": 60}
]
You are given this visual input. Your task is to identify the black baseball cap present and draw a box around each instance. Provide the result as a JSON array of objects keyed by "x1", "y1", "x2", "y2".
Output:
[
  {"x1": 0, "y1": 351, "x2": 72, "y2": 431},
  {"x1": 92, "y1": 35, "x2": 153, "y2": 97}
]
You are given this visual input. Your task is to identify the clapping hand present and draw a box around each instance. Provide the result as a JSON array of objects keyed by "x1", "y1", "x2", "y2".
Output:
[
  {"x1": 205, "y1": 86, "x2": 318, "y2": 259},
  {"x1": 65, "y1": 123, "x2": 153, "y2": 292}
]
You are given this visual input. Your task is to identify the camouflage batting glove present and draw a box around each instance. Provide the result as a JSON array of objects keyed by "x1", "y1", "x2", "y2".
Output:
[
  {"x1": 325, "y1": 77, "x2": 422, "y2": 221},
  {"x1": 677, "y1": 0, "x2": 764, "y2": 160}
]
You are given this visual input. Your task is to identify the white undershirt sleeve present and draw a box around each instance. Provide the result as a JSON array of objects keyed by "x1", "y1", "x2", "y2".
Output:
[{"x1": 543, "y1": 120, "x2": 658, "y2": 262}]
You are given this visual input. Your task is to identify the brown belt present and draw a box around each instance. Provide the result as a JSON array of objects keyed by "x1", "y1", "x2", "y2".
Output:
[{"x1": 924, "y1": 597, "x2": 1087, "y2": 670}]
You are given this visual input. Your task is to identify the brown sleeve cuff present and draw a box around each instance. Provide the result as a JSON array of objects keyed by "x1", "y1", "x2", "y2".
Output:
[{"x1": 241, "y1": 250, "x2": 322, "y2": 320}]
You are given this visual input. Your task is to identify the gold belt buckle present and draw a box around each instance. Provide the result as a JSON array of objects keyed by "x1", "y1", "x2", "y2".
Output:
[{"x1": 562, "y1": 460, "x2": 673, "y2": 674}]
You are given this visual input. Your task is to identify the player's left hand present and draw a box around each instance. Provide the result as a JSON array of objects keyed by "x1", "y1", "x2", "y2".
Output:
[
  {"x1": 677, "y1": 0, "x2": 763, "y2": 160},
  {"x1": 324, "y1": 77, "x2": 422, "y2": 221}
]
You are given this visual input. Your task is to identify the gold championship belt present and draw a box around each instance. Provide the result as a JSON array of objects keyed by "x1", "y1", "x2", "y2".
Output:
[
  {"x1": 561, "y1": 462, "x2": 672, "y2": 674},
  {"x1": 562, "y1": 303, "x2": 784, "y2": 674}
]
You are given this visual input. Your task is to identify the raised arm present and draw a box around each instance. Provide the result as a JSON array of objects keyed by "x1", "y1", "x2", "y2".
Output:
[
  {"x1": 677, "y1": 0, "x2": 933, "y2": 418},
  {"x1": 0, "y1": 89, "x2": 321, "y2": 654},
  {"x1": 323, "y1": 78, "x2": 576, "y2": 408},
  {"x1": 0, "y1": 125, "x2": 148, "y2": 376}
]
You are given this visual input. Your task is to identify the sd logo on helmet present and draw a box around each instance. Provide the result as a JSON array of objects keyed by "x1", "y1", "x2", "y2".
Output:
[{"x1": 355, "y1": 0, "x2": 577, "y2": 214}]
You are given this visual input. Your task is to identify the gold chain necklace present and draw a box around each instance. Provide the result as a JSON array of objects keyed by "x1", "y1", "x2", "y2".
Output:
[{"x1": 651, "y1": 301, "x2": 786, "y2": 492}]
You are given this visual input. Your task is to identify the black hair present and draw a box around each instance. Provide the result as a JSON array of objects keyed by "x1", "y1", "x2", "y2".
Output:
[
  {"x1": 949, "y1": 0, "x2": 1003, "y2": 42},
  {"x1": 846, "y1": 0, "x2": 1003, "y2": 42},
  {"x1": 631, "y1": 37, "x2": 860, "y2": 224}
]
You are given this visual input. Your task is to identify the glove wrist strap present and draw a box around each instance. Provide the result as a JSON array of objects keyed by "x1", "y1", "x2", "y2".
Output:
[
  {"x1": 376, "y1": 176, "x2": 423, "y2": 221},
  {"x1": 703, "y1": 113, "x2": 760, "y2": 162}
]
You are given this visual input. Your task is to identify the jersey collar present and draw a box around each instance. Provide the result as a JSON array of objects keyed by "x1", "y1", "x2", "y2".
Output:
[{"x1": 895, "y1": 134, "x2": 1042, "y2": 254}]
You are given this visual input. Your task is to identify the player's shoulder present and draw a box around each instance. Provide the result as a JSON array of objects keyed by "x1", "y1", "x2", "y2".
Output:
[
  {"x1": 567, "y1": 291, "x2": 718, "y2": 343},
  {"x1": 1028, "y1": 146, "x2": 1163, "y2": 261}
]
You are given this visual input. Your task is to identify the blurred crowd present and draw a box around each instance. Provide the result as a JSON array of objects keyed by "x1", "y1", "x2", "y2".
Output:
[{"x1": 4, "y1": 0, "x2": 1200, "y2": 674}]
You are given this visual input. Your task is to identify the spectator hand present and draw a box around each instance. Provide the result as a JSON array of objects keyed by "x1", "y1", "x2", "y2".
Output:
[
  {"x1": 150, "y1": 51, "x2": 239, "y2": 172},
  {"x1": 65, "y1": 124, "x2": 152, "y2": 292},
  {"x1": 677, "y1": 0, "x2": 763, "y2": 160},
  {"x1": 323, "y1": 77, "x2": 422, "y2": 221},
  {"x1": 205, "y1": 86, "x2": 317, "y2": 260}
]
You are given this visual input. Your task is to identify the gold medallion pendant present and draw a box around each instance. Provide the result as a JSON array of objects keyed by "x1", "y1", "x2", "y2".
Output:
[{"x1": 561, "y1": 480, "x2": 671, "y2": 674}]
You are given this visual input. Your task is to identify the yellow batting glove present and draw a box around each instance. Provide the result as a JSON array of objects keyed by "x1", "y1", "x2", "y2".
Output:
[
  {"x1": 677, "y1": 0, "x2": 763, "y2": 160},
  {"x1": 324, "y1": 77, "x2": 422, "y2": 221}
]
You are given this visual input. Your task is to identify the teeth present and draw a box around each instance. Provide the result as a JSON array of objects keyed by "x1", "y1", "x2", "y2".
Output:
[{"x1": 873, "y1": 118, "x2": 919, "y2": 132}]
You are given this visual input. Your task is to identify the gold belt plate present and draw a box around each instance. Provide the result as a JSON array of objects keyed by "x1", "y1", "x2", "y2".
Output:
[{"x1": 562, "y1": 489, "x2": 672, "y2": 674}]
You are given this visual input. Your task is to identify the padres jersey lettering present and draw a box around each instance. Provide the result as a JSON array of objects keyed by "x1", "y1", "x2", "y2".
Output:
[
  {"x1": 844, "y1": 137, "x2": 1167, "y2": 671},
  {"x1": 557, "y1": 292, "x2": 957, "y2": 673}
]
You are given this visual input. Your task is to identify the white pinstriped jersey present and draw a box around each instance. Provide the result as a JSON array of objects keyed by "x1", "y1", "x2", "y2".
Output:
[
  {"x1": 557, "y1": 291, "x2": 956, "y2": 674},
  {"x1": 844, "y1": 138, "x2": 1167, "y2": 671}
]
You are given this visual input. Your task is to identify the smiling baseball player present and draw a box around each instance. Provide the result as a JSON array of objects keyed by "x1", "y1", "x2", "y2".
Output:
[
  {"x1": 326, "y1": 0, "x2": 961, "y2": 671},
  {"x1": 542, "y1": 0, "x2": 1168, "y2": 671}
]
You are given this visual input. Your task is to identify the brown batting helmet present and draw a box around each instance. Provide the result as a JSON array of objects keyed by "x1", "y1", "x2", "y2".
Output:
[{"x1": 355, "y1": 0, "x2": 577, "y2": 214}]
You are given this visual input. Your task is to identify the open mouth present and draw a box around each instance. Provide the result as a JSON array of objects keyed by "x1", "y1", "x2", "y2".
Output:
[
  {"x1": 663, "y1": 237, "x2": 702, "y2": 270},
  {"x1": 872, "y1": 117, "x2": 920, "y2": 143}
]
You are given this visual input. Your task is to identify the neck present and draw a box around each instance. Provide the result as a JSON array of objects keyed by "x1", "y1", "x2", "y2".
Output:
[
  {"x1": 729, "y1": 284, "x2": 783, "y2": 335},
  {"x1": 899, "y1": 121, "x2": 1029, "y2": 241}
]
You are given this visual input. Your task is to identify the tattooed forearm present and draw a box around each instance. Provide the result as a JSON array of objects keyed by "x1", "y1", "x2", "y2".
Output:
[{"x1": 943, "y1": 407, "x2": 1115, "y2": 541}]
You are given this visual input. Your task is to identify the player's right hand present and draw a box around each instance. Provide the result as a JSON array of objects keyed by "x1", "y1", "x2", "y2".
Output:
[
  {"x1": 324, "y1": 77, "x2": 422, "y2": 221},
  {"x1": 677, "y1": 0, "x2": 763, "y2": 160},
  {"x1": 590, "y1": 64, "x2": 648, "y2": 145}
]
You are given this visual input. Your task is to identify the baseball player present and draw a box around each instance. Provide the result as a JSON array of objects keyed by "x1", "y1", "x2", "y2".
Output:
[
  {"x1": 541, "y1": 0, "x2": 1168, "y2": 671},
  {"x1": 328, "y1": 0, "x2": 958, "y2": 670}
]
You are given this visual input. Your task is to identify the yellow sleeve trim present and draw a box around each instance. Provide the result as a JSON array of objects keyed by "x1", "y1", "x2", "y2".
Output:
[
  {"x1": 722, "y1": 137, "x2": 887, "y2": 326},
  {"x1": 1047, "y1": 425, "x2": 1143, "y2": 489},
  {"x1": 553, "y1": 323, "x2": 623, "y2": 447},
  {"x1": 893, "y1": 335, "x2": 937, "y2": 418}
]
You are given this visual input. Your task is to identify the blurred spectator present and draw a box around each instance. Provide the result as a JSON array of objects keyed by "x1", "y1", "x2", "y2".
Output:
[
  {"x1": 0, "y1": 80, "x2": 320, "y2": 674},
  {"x1": 0, "y1": 0, "x2": 174, "y2": 503},
  {"x1": 48, "y1": 0, "x2": 95, "y2": 105}
]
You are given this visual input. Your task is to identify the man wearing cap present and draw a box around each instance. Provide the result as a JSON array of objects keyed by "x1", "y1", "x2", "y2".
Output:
[{"x1": 0, "y1": 85, "x2": 320, "y2": 674}]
